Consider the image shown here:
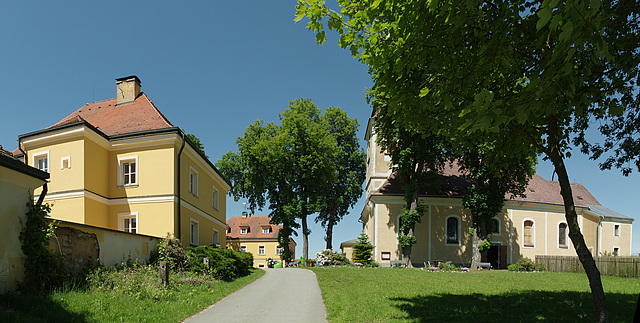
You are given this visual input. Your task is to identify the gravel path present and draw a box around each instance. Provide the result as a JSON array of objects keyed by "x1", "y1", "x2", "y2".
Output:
[{"x1": 184, "y1": 268, "x2": 327, "y2": 323}]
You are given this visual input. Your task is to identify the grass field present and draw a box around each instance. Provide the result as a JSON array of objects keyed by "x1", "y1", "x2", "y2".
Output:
[
  {"x1": 0, "y1": 267, "x2": 264, "y2": 323},
  {"x1": 310, "y1": 267, "x2": 640, "y2": 322}
]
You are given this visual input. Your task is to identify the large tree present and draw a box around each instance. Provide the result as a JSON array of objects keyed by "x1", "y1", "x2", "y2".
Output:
[
  {"x1": 316, "y1": 107, "x2": 366, "y2": 250},
  {"x1": 218, "y1": 98, "x2": 348, "y2": 264},
  {"x1": 296, "y1": 1, "x2": 639, "y2": 321}
]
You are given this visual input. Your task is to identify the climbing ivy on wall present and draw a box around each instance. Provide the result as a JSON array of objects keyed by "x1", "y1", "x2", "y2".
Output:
[{"x1": 19, "y1": 200, "x2": 65, "y2": 291}]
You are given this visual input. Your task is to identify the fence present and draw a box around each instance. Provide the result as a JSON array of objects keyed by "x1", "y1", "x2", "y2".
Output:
[{"x1": 536, "y1": 255, "x2": 640, "y2": 278}]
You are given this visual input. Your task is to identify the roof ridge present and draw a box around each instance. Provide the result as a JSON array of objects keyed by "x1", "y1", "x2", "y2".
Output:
[{"x1": 140, "y1": 93, "x2": 173, "y2": 128}]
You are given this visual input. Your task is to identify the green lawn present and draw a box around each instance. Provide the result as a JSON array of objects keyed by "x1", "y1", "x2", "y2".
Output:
[
  {"x1": 309, "y1": 267, "x2": 639, "y2": 322},
  {"x1": 0, "y1": 268, "x2": 264, "y2": 323}
]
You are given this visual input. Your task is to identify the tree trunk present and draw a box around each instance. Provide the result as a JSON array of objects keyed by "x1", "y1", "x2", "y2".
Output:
[
  {"x1": 470, "y1": 218, "x2": 487, "y2": 270},
  {"x1": 325, "y1": 211, "x2": 334, "y2": 250},
  {"x1": 302, "y1": 214, "x2": 309, "y2": 266},
  {"x1": 546, "y1": 119, "x2": 609, "y2": 322},
  {"x1": 401, "y1": 189, "x2": 419, "y2": 268}
]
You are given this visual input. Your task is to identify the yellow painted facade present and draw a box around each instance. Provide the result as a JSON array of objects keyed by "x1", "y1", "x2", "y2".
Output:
[
  {"x1": 18, "y1": 78, "x2": 230, "y2": 249},
  {"x1": 361, "y1": 117, "x2": 634, "y2": 267},
  {"x1": 0, "y1": 152, "x2": 48, "y2": 293}
]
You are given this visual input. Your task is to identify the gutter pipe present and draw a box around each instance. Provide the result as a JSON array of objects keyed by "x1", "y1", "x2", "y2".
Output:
[{"x1": 177, "y1": 131, "x2": 186, "y2": 240}]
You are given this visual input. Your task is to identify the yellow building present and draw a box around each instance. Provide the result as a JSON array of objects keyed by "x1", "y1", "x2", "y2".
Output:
[
  {"x1": 361, "y1": 117, "x2": 634, "y2": 268},
  {"x1": 16, "y1": 76, "x2": 230, "y2": 248},
  {"x1": 226, "y1": 213, "x2": 296, "y2": 268},
  {"x1": 0, "y1": 145, "x2": 49, "y2": 293}
]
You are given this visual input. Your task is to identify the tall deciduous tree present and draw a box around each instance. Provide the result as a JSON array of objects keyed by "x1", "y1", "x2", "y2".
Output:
[
  {"x1": 316, "y1": 107, "x2": 366, "y2": 250},
  {"x1": 296, "y1": 1, "x2": 639, "y2": 321}
]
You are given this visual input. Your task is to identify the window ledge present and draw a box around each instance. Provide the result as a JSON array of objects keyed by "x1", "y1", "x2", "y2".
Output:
[
  {"x1": 558, "y1": 244, "x2": 568, "y2": 249},
  {"x1": 523, "y1": 243, "x2": 534, "y2": 248},
  {"x1": 118, "y1": 184, "x2": 139, "y2": 188}
]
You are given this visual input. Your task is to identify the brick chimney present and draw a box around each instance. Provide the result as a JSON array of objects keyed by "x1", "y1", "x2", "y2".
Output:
[
  {"x1": 241, "y1": 211, "x2": 248, "y2": 218},
  {"x1": 115, "y1": 75, "x2": 141, "y2": 106}
]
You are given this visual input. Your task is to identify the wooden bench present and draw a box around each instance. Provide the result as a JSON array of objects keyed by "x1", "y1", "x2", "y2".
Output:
[{"x1": 390, "y1": 260, "x2": 408, "y2": 268}]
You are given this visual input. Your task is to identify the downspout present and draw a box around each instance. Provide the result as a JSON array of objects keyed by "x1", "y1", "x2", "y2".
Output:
[
  {"x1": 18, "y1": 139, "x2": 27, "y2": 164},
  {"x1": 18, "y1": 139, "x2": 47, "y2": 205},
  {"x1": 597, "y1": 214, "x2": 604, "y2": 257},
  {"x1": 177, "y1": 131, "x2": 186, "y2": 240}
]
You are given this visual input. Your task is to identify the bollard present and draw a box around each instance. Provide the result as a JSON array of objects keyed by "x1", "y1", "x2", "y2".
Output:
[{"x1": 159, "y1": 260, "x2": 169, "y2": 287}]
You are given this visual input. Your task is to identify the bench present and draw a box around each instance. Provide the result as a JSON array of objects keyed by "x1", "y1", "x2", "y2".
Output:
[
  {"x1": 390, "y1": 260, "x2": 408, "y2": 268},
  {"x1": 476, "y1": 262, "x2": 492, "y2": 270}
]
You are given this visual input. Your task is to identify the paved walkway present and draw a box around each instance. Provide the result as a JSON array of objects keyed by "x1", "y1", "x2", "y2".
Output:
[{"x1": 184, "y1": 268, "x2": 327, "y2": 323}]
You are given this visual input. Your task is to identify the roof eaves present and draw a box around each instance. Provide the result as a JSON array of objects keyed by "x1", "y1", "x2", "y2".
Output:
[
  {"x1": 0, "y1": 153, "x2": 49, "y2": 181},
  {"x1": 19, "y1": 120, "x2": 108, "y2": 141}
]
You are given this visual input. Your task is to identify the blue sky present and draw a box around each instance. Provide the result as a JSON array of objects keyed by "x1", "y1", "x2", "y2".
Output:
[{"x1": 1, "y1": 1, "x2": 638, "y2": 258}]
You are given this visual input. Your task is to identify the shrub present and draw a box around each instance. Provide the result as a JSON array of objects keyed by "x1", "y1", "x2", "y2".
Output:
[
  {"x1": 437, "y1": 262, "x2": 460, "y2": 271},
  {"x1": 508, "y1": 257, "x2": 543, "y2": 272},
  {"x1": 352, "y1": 233, "x2": 375, "y2": 265},
  {"x1": 316, "y1": 249, "x2": 350, "y2": 266},
  {"x1": 157, "y1": 235, "x2": 187, "y2": 269},
  {"x1": 187, "y1": 246, "x2": 253, "y2": 281}
]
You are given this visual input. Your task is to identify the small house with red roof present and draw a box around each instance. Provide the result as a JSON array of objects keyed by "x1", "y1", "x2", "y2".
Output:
[
  {"x1": 16, "y1": 76, "x2": 230, "y2": 248},
  {"x1": 361, "y1": 117, "x2": 633, "y2": 268},
  {"x1": 226, "y1": 213, "x2": 296, "y2": 268}
]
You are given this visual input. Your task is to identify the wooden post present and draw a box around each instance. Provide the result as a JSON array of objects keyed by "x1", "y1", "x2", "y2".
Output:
[
  {"x1": 203, "y1": 257, "x2": 210, "y2": 269},
  {"x1": 159, "y1": 261, "x2": 169, "y2": 287}
]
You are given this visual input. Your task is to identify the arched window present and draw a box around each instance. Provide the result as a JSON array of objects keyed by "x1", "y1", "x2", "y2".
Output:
[
  {"x1": 488, "y1": 218, "x2": 500, "y2": 235},
  {"x1": 558, "y1": 223, "x2": 568, "y2": 247},
  {"x1": 523, "y1": 220, "x2": 534, "y2": 247},
  {"x1": 446, "y1": 216, "x2": 459, "y2": 245}
]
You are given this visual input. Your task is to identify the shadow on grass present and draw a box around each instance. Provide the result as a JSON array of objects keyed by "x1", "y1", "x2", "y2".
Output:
[
  {"x1": 0, "y1": 293, "x2": 88, "y2": 323},
  {"x1": 391, "y1": 291, "x2": 636, "y2": 322}
]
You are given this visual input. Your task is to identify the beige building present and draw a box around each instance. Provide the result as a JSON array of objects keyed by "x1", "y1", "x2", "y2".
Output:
[
  {"x1": 226, "y1": 213, "x2": 296, "y2": 268},
  {"x1": 339, "y1": 239, "x2": 357, "y2": 262},
  {"x1": 15, "y1": 76, "x2": 230, "y2": 248},
  {"x1": 361, "y1": 118, "x2": 633, "y2": 268},
  {"x1": 0, "y1": 145, "x2": 49, "y2": 293}
]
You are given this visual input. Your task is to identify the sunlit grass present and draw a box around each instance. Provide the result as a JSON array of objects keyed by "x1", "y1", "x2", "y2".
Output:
[
  {"x1": 0, "y1": 267, "x2": 264, "y2": 323},
  {"x1": 310, "y1": 267, "x2": 639, "y2": 322}
]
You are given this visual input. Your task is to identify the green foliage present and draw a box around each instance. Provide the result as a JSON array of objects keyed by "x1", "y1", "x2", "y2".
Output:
[
  {"x1": 397, "y1": 205, "x2": 425, "y2": 247},
  {"x1": 183, "y1": 130, "x2": 208, "y2": 159},
  {"x1": 86, "y1": 264, "x2": 181, "y2": 301},
  {"x1": 478, "y1": 239, "x2": 492, "y2": 253},
  {"x1": 217, "y1": 98, "x2": 365, "y2": 262},
  {"x1": 19, "y1": 201, "x2": 66, "y2": 291},
  {"x1": 352, "y1": 233, "x2": 375, "y2": 265},
  {"x1": 508, "y1": 257, "x2": 544, "y2": 272},
  {"x1": 437, "y1": 262, "x2": 460, "y2": 272},
  {"x1": 187, "y1": 246, "x2": 253, "y2": 281},
  {"x1": 316, "y1": 249, "x2": 350, "y2": 266},
  {"x1": 157, "y1": 235, "x2": 187, "y2": 270}
]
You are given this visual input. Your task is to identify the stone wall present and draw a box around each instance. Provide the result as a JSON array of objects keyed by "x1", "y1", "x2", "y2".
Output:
[{"x1": 49, "y1": 226, "x2": 100, "y2": 277}]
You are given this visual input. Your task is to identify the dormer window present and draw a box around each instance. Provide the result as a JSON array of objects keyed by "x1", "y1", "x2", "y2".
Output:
[
  {"x1": 241, "y1": 227, "x2": 248, "y2": 235},
  {"x1": 262, "y1": 227, "x2": 270, "y2": 235}
]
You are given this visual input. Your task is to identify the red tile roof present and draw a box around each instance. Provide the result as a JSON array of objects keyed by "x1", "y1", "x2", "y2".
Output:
[
  {"x1": 375, "y1": 167, "x2": 600, "y2": 207},
  {"x1": 227, "y1": 216, "x2": 281, "y2": 240},
  {"x1": 49, "y1": 93, "x2": 173, "y2": 136}
]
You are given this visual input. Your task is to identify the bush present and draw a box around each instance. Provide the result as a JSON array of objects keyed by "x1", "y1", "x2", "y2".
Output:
[
  {"x1": 508, "y1": 257, "x2": 544, "y2": 272},
  {"x1": 437, "y1": 262, "x2": 460, "y2": 271},
  {"x1": 187, "y1": 246, "x2": 253, "y2": 281},
  {"x1": 157, "y1": 235, "x2": 187, "y2": 269},
  {"x1": 316, "y1": 249, "x2": 350, "y2": 266}
]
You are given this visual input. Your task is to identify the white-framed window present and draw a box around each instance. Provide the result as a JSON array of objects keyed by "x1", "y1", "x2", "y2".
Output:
[
  {"x1": 262, "y1": 227, "x2": 270, "y2": 235},
  {"x1": 488, "y1": 218, "x2": 500, "y2": 235},
  {"x1": 240, "y1": 245, "x2": 247, "y2": 253},
  {"x1": 118, "y1": 212, "x2": 138, "y2": 234},
  {"x1": 613, "y1": 247, "x2": 620, "y2": 256},
  {"x1": 241, "y1": 227, "x2": 248, "y2": 235},
  {"x1": 614, "y1": 224, "x2": 620, "y2": 237},
  {"x1": 190, "y1": 219, "x2": 199, "y2": 246},
  {"x1": 445, "y1": 215, "x2": 461, "y2": 245},
  {"x1": 33, "y1": 151, "x2": 49, "y2": 173},
  {"x1": 212, "y1": 186, "x2": 219, "y2": 210},
  {"x1": 212, "y1": 229, "x2": 219, "y2": 245},
  {"x1": 558, "y1": 222, "x2": 568, "y2": 248},
  {"x1": 61, "y1": 156, "x2": 71, "y2": 169},
  {"x1": 189, "y1": 167, "x2": 198, "y2": 197},
  {"x1": 258, "y1": 245, "x2": 265, "y2": 255},
  {"x1": 523, "y1": 219, "x2": 535, "y2": 247},
  {"x1": 118, "y1": 156, "x2": 138, "y2": 187},
  {"x1": 276, "y1": 247, "x2": 283, "y2": 255}
]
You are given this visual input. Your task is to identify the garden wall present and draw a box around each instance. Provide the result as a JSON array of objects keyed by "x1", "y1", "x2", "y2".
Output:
[
  {"x1": 50, "y1": 220, "x2": 160, "y2": 268},
  {"x1": 536, "y1": 255, "x2": 640, "y2": 278}
]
